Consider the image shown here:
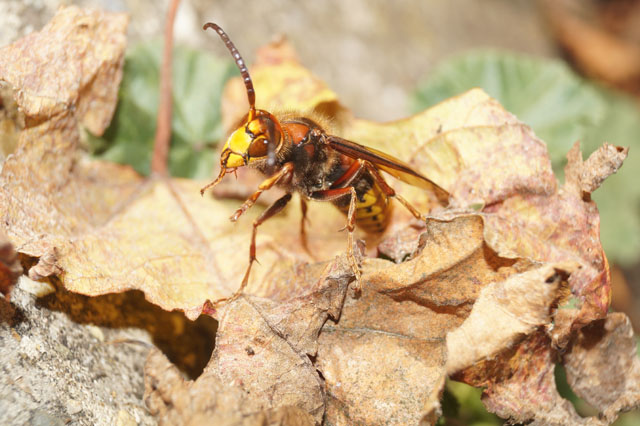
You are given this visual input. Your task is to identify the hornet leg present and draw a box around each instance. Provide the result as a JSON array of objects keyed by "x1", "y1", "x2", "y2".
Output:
[
  {"x1": 363, "y1": 162, "x2": 426, "y2": 221},
  {"x1": 215, "y1": 193, "x2": 293, "y2": 306},
  {"x1": 310, "y1": 186, "x2": 361, "y2": 291},
  {"x1": 230, "y1": 162, "x2": 294, "y2": 222}
]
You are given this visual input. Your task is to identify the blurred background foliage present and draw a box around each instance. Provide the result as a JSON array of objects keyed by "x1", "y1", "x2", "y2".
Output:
[{"x1": 3, "y1": 0, "x2": 639, "y2": 424}]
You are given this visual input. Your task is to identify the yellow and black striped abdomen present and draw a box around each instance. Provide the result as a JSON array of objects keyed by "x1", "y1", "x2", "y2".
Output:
[
  {"x1": 335, "y1": 180, "x2": 392, "y2": 234},
  {"x1": 354, "y1": 181, "x2": 392, "y2": 233}
]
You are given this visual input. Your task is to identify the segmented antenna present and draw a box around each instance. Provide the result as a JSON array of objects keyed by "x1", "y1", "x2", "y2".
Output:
[{"x1": 203, "y1": 22, "x2": 256, "y2": 120}]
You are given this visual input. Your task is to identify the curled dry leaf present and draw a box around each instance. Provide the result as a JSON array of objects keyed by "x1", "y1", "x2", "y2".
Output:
[
  {"x1": 445, "y1": 262, "x2": 575, "y2": 375},
  {"x1": 458, "y1": 311, "x2": 640, "y2": 426},
  {"x1": 0, "y1": 8, "x2": 634, "y2": 425},
  {"x1": 0, "y1": 6, "x2": 128, "y2": 135},
  {"x1": 315, "y1": 215, "x2": 487, "y2": 425},
  {"x1": 437, "y1": 143, "x2": 628, "y2": 423},
  {"x1": 565, "y1": 141, "x2": 629, "y2": 197},
  {"x1": 459, "y1": 332, "x2": 600, "y2": 426},
  {"x1": 564, "y1": 312, "x2": 640, "y2": 423},
  {"x1": 484, "y1": 141, "x2": 626, "y2": 345}
]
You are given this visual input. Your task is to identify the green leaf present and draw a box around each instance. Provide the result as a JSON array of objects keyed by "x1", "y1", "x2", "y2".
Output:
[
  {"x1": 410, "y1": 50, "x2": 607, "y2": 169},
  {"x1": 89, "y1": 40, "x2": 236, "y2": 178},
  {"x1": 411, "y1": 50, "x2": 640, "y2": 266}
]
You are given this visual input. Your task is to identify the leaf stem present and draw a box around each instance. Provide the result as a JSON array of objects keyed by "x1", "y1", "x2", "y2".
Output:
[{"x1": 151, "y1": 0, "x2": 181, "y2": 176}]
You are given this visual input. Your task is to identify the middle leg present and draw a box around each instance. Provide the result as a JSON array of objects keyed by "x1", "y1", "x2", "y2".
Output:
[
  {"x1": 299, "y1": 196, "x2": 310, "y2": 254},
  {"x1": 309, "y1": 186, "x2": 361, "y2": 290}
]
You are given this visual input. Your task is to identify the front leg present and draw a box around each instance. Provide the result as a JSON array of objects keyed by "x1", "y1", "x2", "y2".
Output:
[
  {"x1": 230, "y1": 162, "x2": 294, "y2": 222},
  {"x1": 214, "y1": 193, "x2": 293, "y2": 306},
  {"x1": 310, "y1": 186, "x2": 362, "y2": 291}
]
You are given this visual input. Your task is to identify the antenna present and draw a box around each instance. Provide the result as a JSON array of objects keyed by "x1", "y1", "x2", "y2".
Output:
[{"x1": 203, "y1": 22, "x2": 256, "y2": 120}]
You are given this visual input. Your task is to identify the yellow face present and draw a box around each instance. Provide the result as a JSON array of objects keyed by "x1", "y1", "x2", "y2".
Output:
[
  {"x1": 220, "y1": 111, "x2": 282, "y2": 168},
  {"x1": 222, "y1": 127, "x2": 253, "y2": 168}
]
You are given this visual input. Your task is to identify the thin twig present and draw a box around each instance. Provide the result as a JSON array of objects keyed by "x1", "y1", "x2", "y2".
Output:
[{"x1": 151, "y1": 0, "x2": 181, "y2": 175}]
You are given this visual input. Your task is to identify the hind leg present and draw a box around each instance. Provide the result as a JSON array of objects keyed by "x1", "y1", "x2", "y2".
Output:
[{"x1": 362, "y1": 162, "x2": 426, "y2": 221}]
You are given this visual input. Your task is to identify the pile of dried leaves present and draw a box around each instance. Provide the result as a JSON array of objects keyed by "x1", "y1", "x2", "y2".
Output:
[{"x1": 1, "y1": 6, "x2": 639, "y2": 425}]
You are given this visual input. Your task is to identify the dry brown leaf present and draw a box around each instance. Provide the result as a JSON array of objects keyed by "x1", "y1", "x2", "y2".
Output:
[
  {"x1": 145, "y1": 256, "x2": 351, "y2": 425},
  {"x1": 0, "y1": 6, "x2": 134, "y2": 276},
  {"x1": 438, "y1": 142, "x2": 626, "y2": 424},
  {"x1": 144, "y1": 349, "x2": 315, "y2": 426},
  {"x1": 437, "y1": 141, "x2": 628, "y2": 423},
  {"x1": 446, "y1": 262, "x2": 575, "y2": 374},
  {"x1": 459, "y1": 332, "x2": 603, "y2": 426},
  {"x1": 564, "y1": 312, "x2": 640, "y2": 423},
  {"x1": 0, "y1": 8, "x2": 634, "y2": 425},
  {"x1": 482, "y1": 142, "x2": 626, "y2": 346},
  {"x1": 565, "y1": 141, "x2": 629, "y2": 196},
  {"x1": 0, "y1": 6, "x2": 127, "y2": 134},
  {"x1": 204, "y1": 257, "x2": 352, "y2": 425}
]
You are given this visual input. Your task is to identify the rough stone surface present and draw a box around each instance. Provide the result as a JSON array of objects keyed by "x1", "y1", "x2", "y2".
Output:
[{"x1": 0, "y1": 278, "x2": 155, "y2": 425}]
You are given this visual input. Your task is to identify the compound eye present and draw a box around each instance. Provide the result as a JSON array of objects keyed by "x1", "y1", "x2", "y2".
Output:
[{"x1": 248, "y1": 137, "x2": 270, "y2": 158}]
